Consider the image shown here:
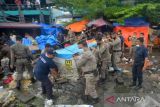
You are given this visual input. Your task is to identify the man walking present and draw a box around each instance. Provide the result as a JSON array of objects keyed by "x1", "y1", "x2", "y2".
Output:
[{"x1": 130, "y1": 37, "x2": 148, "y2": 89}]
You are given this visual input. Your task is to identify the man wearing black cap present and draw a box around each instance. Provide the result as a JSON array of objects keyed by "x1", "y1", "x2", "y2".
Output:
[
  {"x1": 41, "y1": 43, "x2": 51, "y2": 54},
  {"x1": 130, "y1": 37, "x2": 148, "y2": 90},
  {"x1": 34, "y1": 49, "x2": 58, "y2": 100},
  {"x1": 10, "y1": 36, "x2": 34, "y2": 90}
]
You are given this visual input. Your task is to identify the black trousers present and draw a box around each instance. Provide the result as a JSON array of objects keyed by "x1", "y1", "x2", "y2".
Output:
[
  {"x1": 39, "y1": 77, "x2": 53, "y2": 99},
  {"x1": 132, "y1": 64, "x2": 144, "y2": 86}
]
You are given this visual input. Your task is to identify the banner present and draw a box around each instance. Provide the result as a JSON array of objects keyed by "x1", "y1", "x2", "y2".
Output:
[
  {"x1": 65, "y1": 60, "x2": 73, "y2": 70},
  {"x1": 86, "y1": 39, "x2": 97, "y2": 47},
  {"x1": 114, "y1": 26, "x2": 149, "y2": 47}
]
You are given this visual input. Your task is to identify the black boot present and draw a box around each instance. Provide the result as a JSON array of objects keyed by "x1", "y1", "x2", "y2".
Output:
[
  {"x1": 16, "y1": 80, "x2": 21, "y2": 90},
  {"x1": 91, "y1": 97, "x2": 100, "y2": 104},
  {"x1": 31, "y1": 77, "x2": 36, "y2": 83}
]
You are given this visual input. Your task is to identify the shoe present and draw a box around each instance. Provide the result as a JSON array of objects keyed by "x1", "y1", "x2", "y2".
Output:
[
  {"x1": 135, "y1": 85, "x2": 142, "y2": 90},
  {"x1": 91, "y1": 97, "x2": 100, "y2": 104},
  {"x1": 45, "y1": 99, "x2": 53, "y2": 106}
]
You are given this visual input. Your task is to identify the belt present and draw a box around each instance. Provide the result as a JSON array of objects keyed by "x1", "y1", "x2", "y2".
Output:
[
  {"x1": 113, "y1": 50, "x2": 121, "y2": 52},
  {"x1": 84, "y1": 70, "x2": 95, "y2": 75}
]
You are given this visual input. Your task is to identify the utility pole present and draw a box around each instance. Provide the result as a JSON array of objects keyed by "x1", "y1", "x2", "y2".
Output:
[
  {"x1": 0, "y1": 4, "x2": 7, "y2": 22},
  {"x1": 18, "y1": 5, "x2": 25, "y2": 23},
  {"x1": 39, "y1": 5, "x2": 44, "y2": 23},
  {"x1": 1, "y1": 9, "x2": 7, "y2": 22},
  {"x1": 49, "y1": 6, "x2": 53, "y2": 24}
]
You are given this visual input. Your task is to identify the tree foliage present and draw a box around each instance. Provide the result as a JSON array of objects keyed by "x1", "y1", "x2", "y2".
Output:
[{"x1": 53, "y1": 0, "x2": 160, "y2": 24}]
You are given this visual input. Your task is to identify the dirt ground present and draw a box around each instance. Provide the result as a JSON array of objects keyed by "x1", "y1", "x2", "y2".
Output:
[{"x1": 0, "y1": 49, "x2": 160, "y2": 107}]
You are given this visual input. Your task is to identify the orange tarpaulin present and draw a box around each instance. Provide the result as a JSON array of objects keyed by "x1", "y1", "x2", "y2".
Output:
[
  {"x1": 114, "y1": 26, "x2": 149, "y2": 47},
  {"x1": 66, "y1": 20, "x2": 89, "y2": 32}
]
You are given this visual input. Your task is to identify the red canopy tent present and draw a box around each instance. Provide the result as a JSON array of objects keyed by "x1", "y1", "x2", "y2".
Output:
[{"x1": 115, "y1": 26, "x2": 149, "y2": 47}]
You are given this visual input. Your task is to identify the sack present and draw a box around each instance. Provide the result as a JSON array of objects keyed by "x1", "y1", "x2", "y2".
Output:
[
  {"x1": 23, "y1": 71, "x2": 31, "y2": 80},
  {"x1": 144, "y1": 60, "x2": 153, "y2": 68}
]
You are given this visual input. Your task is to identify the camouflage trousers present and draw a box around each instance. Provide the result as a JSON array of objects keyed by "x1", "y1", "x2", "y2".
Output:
[
  {"x1": 15, "y1": 59, "x2": 33, "y2": 80},
  {"x1": 100, "y1": 61, "x2": 110, "y2": 79},
  {"x1": 111, "y1": 52, "x2": 122, "y2": 71},
  {"x1": 129, "y1": 46, "x2": 137, "y2": 59},
  {"x1": 84, "y1": 73, "x2": 98, "y2": 98}
]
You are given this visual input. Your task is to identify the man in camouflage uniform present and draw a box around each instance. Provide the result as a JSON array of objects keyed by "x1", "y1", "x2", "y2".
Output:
[
  {"x1": 109, "y1": 33, "x2": 122, "y2": 73},
  {"x1": 68, "y1": 28, "x2": 76, "y2": 44},
  {"x1": 129, "y1": 32, "x2": 137, "y2": 61},
  {"x1": 10, "y1": 36, "x2": 34, "y2": 90},
  {"x1": 74, "y1": 40, "x2": 99, "y2": 104},
  {"x1": 95, "y1": 37, "x2": 111, "y2": 83}
]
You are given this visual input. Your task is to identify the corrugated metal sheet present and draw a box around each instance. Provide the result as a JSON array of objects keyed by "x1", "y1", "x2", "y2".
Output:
[{"x1": 0, "y1": 22, "x2": 41, "y2": 28}]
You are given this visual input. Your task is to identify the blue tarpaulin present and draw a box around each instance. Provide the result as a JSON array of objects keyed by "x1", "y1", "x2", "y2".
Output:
[
  {"x1": 39, "y1": 23, "x2": 62, "y2": 36},
  {"x1": 35, "y1": 35, "x2": 58, "y2": 50},
  {"x1": 124, "y1": 18, "x2": 149, "y2": 26},
  {"x1": 56, "y1": 44, "x2": 83, "y2": 59},
  {"x1": 35, "y1": 23, "x2": 64, "y2": 50},
  {"x1": 113, "y1": 23, "x2": 121, "y2": 27},
  {"x1": 113, "y1": 18, "x2": 149, "y2": 27}
]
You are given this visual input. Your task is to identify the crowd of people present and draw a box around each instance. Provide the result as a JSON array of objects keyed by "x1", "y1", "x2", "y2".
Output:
[
  {"x1": 0, "y1": 0, "x2": 42, "y2": 10},
  {"x1": 13, "y1": 0, "x2": 42, "y2": 10},
  {"x1": 0, "y1": 27, "x2": 149, "y2": 104}
]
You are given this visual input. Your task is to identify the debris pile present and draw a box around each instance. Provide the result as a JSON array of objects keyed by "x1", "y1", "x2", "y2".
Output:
[{"x1": 0, "y1": 88, "x2": 16, "y2": 107}]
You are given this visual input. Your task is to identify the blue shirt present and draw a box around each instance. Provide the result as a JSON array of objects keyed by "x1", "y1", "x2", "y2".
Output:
[
  {"x1": 134, "y1": 45, "x2": 148, "y2": 64},
  {"x1": 34, "y1": 54, "x2": 57, "y2": 80}
]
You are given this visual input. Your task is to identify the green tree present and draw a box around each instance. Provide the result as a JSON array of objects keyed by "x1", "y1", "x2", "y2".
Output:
[{"x1": 53, "y1": 0, "x2": 160, "y2": 24}]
